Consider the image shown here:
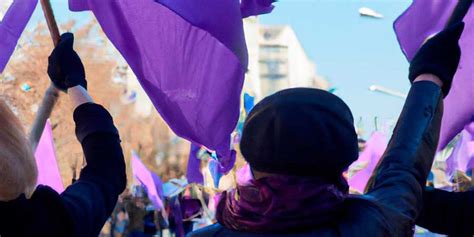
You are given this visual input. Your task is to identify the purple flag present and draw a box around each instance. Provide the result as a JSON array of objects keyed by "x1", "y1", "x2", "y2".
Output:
[
  {"x1": 186, "y1": 144, "x2": 204, "y2": 184},
  {"x1": 394, "y1": 0, "x2": 474, "y2": 149},
  {"x1": 0, "y1": 0, "x2": 38, "y2": 72},
  {"x1": 131, "y1": 152, "x2": 164, "y2": 209},
  {"x1": 34, "y1": 120, "x2": 64, "y2": 193},
  {"x1": 446, "y1": 122, "x2": 474, "y2": 176},
  {"x1": 68, "y1": 0, "x2": 273, "y2": 174},
  {"x1": 236, "y1": 163, "x2": 253, "y2": 186},
  {"x1": 348, "y1": 132, "x2": 387, "y2": 193},
  {"x1": 240, "y1": 0, "x2": 275, "y2": 18}
]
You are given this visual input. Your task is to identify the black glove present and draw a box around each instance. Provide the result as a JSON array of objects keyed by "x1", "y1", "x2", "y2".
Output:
[
  {"x1": 409, "y1": 22, "x2": 465, "y2": 96},
  {"x1": 48, "y1": 33, "x2": 87, "y2": 92}
]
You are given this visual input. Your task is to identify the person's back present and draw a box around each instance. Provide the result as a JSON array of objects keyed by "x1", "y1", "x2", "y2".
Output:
[
  {"x1": 189, "y1": 23, "x2": 465, "y2": 237},
  {"x1": 0, "y1": 33, "x2": 127, "y2": 237}
]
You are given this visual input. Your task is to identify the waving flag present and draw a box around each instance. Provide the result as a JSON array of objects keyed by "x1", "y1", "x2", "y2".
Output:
[
  {"x1": 0, "y1": 0, "x2": 38, "y2": 72},
  {"x1": 348, "y1": 132, "x2": 387, "y2": 193},
  {"x1": 394, "y1": 0, "x2": 474, "y2": 149},
  {"x1": 69, "y1": 0, "x2": 274, "y2": 175},
  {"x1": 34, "y1": 120, "x2": 64, "y2": 193},
  {"x1": 446, "y1": 122, "x2": 474, "y2": 177},
  {"x1": 131, "y1": 152, "x2": 164, "y2": 209}
]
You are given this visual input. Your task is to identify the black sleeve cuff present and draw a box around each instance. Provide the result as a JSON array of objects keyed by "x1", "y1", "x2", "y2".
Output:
[{"x1": 73, "y1": 103, "x2": 119, "y2": 143}]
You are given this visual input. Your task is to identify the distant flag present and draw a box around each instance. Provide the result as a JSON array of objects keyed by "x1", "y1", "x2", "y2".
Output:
[
  {"x1": 359, "y1": 7, "x2": 383, "y2": 19},
  {"x1": 446, "y1": 122, "x2": 474, "y2": 177},
  {"x1": 34, "y1": 120, "x2": 64, "y2": 193},
  {"x1": 243, "y1": 93, "x2": 255, "y2": 115},
  {"x1": 236, "y1": 163, "x2": 253, "y2": 186},
  {"x1": 186, "y1": 144, "x2": 204, "y2": 184},
  {"x1": 69, "y1": 0, "x2": 274, "y2": 176},
  {"x1": 348, "y1": 131, "x2": 387, "y2": 193},
  {"x1": 131, "y1": 152, "x2": 164, "y2": 209},
  {"x1": 394, "y1": 0, "x2": 474, "y2": 150},
  {"x1": 0, "y1": 0, "x2": 38, "y2": 72}
]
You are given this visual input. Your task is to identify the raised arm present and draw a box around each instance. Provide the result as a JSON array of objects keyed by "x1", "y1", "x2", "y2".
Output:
[
  {"x1": 47, "y1": 33, "x2": 127, "y2": 237},
  {"x1": 416, "y1": 188, "x2": 474, "y2": 236},
  {"x1": 366, "y1": 23, "x2": 465, "y2": 224}
]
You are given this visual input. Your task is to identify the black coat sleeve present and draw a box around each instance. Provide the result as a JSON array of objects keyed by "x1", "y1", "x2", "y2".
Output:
[
  {"x1": 365, "y1": 81, "x2": 443, "y2": 233},
  {"x1": 416, "y1": 188, "x2": 474, "y2": 236},
  {"x1": 60, "y1": 103, "x2": 127, "y2": 237}
]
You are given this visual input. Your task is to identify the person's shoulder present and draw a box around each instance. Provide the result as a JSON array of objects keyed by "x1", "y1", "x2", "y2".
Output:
[
  {"x1": 25, "y1": 186, "x2": 75, "y2": 236},
  {"x1": 339, "y1": 195, "x2": 408, "y2": 236},
  {"x1": 30, "y1": 185, "x2": 63, "y2": 207}
]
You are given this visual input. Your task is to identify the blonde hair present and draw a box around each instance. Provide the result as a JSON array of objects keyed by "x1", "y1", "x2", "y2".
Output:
[{"x1": 0, "y1": 100, "x2": 38, "y2": 201}]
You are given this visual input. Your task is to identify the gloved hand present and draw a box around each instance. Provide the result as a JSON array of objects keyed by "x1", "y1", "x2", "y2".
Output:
[
  {"x1": 409, "y1": 22, "x2": 465, "y2": 96},
  {"x1": 48, "y1": 33, "x2": 87, "y2": 92}
]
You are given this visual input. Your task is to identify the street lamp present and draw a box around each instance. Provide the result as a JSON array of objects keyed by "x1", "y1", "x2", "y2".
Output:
[{"x1": 369, "y1": 85, "x2": 407, "y2": 99}]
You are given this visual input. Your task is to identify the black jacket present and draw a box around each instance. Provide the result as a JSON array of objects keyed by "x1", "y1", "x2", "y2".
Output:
[
  {"x1": 189, "y1": 81, "x2": 443, "y2": 237},
  {"x1": 417, "y1": 188, "x2": 474, "y2": 236},
  {"x1": 0, "y1": 103, "x2": 127, "y2": 237}
]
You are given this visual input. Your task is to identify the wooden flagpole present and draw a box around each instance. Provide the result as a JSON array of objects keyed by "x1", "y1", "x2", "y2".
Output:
[{"x1": 29, "y1": 0, "x2": 61, "y2": 151}]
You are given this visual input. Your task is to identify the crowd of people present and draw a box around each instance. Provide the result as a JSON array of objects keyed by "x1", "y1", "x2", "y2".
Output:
[{"x1": 0, "y1": 8, "x2": 472, "y2": 237}]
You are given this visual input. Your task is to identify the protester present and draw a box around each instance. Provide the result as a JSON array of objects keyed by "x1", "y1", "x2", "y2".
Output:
[
  {"x1": 0, "y1": 33, "x2": 126, "y2": 237},
  {"x1": 416, "y1": 188, "x2": 474, "y2": 236},
  {"x1": 124, "y1": 194, "x2": 148, "y2": 237},
  {"x1": 189, "y1": 22, "x2": 465, "y2": 237}
]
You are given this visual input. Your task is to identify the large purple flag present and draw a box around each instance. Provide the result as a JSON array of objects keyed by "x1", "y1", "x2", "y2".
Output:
[
  {"x1": 34, "y1": 120, "x2": 64, "y2": 193},
  {"x1": 0, "y1": 0, "x2": 38, "y2": 72},
  {"x1": 394, "y1": 0, "x2": 474, "y2": 149},
  {"x1": 348, "y1": 132, "x2": 387, "y2": 193},
  {"x1": 69, "y1": 0, "x2": 273, "y2": 174},
  {"x1": 446, "y1": 122, "x2": 474, "y2": 177},
  {"x1": 131, "y1": 152, "x2": 164, "y2": 209}
]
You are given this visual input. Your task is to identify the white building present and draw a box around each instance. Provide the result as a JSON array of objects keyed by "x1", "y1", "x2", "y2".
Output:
[{"x1": 243, "y1": 18, "x2": 328, "y2": 100}]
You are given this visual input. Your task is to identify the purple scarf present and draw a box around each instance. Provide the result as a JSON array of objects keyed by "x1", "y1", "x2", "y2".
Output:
[{"x1": 216, "y1": 175, "x2": 348, "y2": 233}]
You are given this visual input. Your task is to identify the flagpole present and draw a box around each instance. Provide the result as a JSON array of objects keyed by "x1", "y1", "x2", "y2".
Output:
[
  {"x1": 29, "y1": 0, "x2": 61, "y2": 151},
  {"x1": 446, "y1": 0, "x2": 472, "y2": 27}
]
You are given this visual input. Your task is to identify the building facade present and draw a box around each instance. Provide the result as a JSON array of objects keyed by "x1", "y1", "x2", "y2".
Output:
[{"x1": 243, "y1": 18, "x2": 328, "y2": 100}]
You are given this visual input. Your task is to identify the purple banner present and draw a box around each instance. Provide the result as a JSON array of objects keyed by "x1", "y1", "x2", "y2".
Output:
[
  {"x1": 0, "y1": 0, "x2": 38, "y2": 72},
  {"x1": 394, "y1": 0, "x2": 474, "y2": 149},
  {"x1": 34, "y1": 120, "x2": 64, "y2": 193}
]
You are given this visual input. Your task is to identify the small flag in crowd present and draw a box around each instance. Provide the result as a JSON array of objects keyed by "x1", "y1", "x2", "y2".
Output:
[
  {"x1": 34, "y1": 120, "x2": 64, "y2": 193},
  {"x1": 0, "y1": 0, "x2": 38, "y2": 72},
  {"x1": 348, "y1": 131, "x2": 387, "y2": 193},
  {"x1": 131, "y1": 152, "x2": 164, "y2": 209},
  {"x1": 186, "y1": 144, "x2": 204, "y2": 185},
  {"x1": 244, "y1": 93, "x2": 255, "y2": 115},
  {"x1": 446, "y1": 122, "x2": 474, "y2": 177},
  {"x1": 394, "y1": 0, "x2": 474, "y2": 150},
  {"x1": 69, "y1": 0, "x2": 275, "y2": 177}
]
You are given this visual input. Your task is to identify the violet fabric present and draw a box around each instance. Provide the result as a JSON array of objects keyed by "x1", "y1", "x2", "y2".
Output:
[
  {"x1": 216, "y1": 175, "x2": 347, "y2": 233},
  {"x1": 131, "y1": 152, "x2": 164, "y2": 209},
  {"x1": 236, "y1": 163, "x2": 253, "y2": 186},
  {"x1": 394, "y1": 0, "x2": 474, "y2": 149},
  {"x1": 170, "y1": 195, "x2": 185, "y2": 237},
  {"x1": 348, "y1": 131, "x2": 387, "y2": 193},
  {"x1": 186, "y1": 144, "x2": 204, "y2": 184},
  {"x1": 68, "y1": 0, "x2": 273, "y2": 175},
  {"x1": 240, "y1": 0, "x2": 275, "y2": 18},
  {"x1": 0, "y1": 0, "x2": 38, "y2": 72},
  {"x1": 34, "y1": 120, "x2": 64, "y2": 193},
  {"x1": 446, "y1": 122, "x2": 474, "y2": 177}
]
